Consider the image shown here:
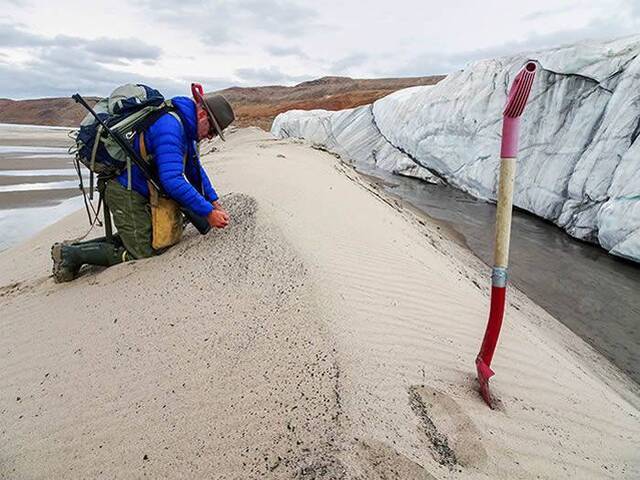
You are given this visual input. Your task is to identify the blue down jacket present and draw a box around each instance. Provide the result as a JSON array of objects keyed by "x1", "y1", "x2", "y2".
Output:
[{"x1": 116, "y1": 96, "x2": 218, "y2": 217}]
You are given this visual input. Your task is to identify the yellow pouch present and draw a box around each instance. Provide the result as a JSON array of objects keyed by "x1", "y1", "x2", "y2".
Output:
[
  {"x1": 139, "y1": 131, "x2": 184, "y2": 250},
  {"x1": 149, "y1": 183, "x2": 183, "y2": 250}
]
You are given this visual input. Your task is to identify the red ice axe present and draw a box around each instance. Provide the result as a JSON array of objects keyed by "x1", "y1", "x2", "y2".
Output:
[{"x1": 476, "y1": 62, "x2": 537, "y2": 408}]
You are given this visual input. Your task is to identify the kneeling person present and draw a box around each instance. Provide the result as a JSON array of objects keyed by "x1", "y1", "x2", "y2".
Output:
[{"x1": 52, "y1": 88, "x2": 234, "y2": 282}]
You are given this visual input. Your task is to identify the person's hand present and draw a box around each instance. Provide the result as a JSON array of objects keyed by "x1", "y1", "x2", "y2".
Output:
[
  {"x1": 212, "y1": 201, "x2": 230, "y2": 222},
  {"x1": 207, "y1": 208, "x2": 229, "y2": 229},
  {"x1": 211, "y1": 200, "x2": 229, "y2": 216}
]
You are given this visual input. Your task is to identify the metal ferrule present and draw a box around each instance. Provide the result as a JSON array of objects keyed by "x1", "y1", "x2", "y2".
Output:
[{"x1": 491, "y1": 267, "x2": 508, "y2": 287}]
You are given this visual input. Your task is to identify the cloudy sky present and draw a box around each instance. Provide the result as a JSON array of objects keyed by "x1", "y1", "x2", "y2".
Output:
[{"x1": 1, "y1": 0, "x2": 638, "y2": 99}]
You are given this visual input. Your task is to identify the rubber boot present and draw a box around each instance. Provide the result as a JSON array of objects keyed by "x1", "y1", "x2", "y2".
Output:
[
  {"x1": 51, "y1": 242, "x2": 129, "y2": 283},
  {"x1": 69, "y1": 234, "x2": 123, "y2": 248}
]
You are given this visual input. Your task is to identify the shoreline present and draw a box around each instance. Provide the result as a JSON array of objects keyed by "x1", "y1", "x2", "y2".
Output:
[{"x1": 1, "y1": 128, "x2": 638, "y2": 479}]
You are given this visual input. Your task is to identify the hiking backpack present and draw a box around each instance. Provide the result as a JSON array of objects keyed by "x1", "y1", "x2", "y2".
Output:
[
  {"x1": 72, "y1": 83, "x2": 174, "y2": 178},
  {"x1": 69, "y1": 83, "x2": 182, "y2": 234}
]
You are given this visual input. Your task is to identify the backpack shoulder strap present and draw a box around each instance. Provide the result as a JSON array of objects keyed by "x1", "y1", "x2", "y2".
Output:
[
  {"x1": 139, "y1": 131, "x2": 149, "y2": 162},
  {"x1": 138, "y1": 112, "x2": 187, "y2": 168},
  {"x1": 167, "y1": 110, "x2": 182, "y2": 125},
  {"x1": 133, "y1": 101, "x2": 179, "y2": 135}
]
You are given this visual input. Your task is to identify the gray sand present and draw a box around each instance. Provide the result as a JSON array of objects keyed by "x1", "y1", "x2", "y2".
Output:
[{"x1": 1, "y1": 128, "x2": 638, "y2": 479}]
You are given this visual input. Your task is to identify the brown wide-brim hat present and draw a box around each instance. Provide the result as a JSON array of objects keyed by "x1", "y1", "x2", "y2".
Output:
[{"x1": 202, "y1": 94, "x2": 235, "y2": 141}]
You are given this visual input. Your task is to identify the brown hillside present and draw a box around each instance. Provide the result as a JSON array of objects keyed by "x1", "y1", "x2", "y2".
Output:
[
  {"x1": 0, "y1": 75, "x2": 444, "y2": 130},
  {"x1": 215, "y1": 75, "x2": 445, "y2": 130},
  {"x1": 0, "y1": 97, "x2": 100, "y2": 128}
]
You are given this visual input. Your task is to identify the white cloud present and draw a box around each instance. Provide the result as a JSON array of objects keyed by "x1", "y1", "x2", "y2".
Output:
[
  {"x1": 235, "y1": 65, "x2": 308, "y2": 84},
  {"x1": 0, "y1": 0, "x2": 638, "y2": 98},
  {"x1": 521, "y1": 4, "x2": 580, "y2": 21},
  {"x1": 0, "y1": 23, "x2": 162, "y2": 61},
  {"x1": 266, "y1": 45, "x2": 309, "y2": 59}
]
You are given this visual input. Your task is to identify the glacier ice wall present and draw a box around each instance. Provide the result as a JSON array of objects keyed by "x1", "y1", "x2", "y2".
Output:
[{"x1": 272, "y1": 36, "x2": 640, "y2": 263}]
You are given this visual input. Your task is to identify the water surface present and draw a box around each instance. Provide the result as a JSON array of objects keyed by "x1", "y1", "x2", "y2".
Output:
[{"x1": 0, "y1": 124, "x2": 85, "y2": 252}]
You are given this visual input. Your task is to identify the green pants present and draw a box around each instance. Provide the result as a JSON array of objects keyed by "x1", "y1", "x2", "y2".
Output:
[{"x1": 105, "y1": 180, "x2": 154, "y2": 259}]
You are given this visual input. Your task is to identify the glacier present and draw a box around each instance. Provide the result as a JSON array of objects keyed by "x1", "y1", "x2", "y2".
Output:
[{"x1": 271, "y1": 36, "x2": 640, "y2": 263}]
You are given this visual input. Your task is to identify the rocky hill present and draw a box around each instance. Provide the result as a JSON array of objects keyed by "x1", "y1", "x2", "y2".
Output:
[
  {"x1": 0, "y1": 97, "x2": 100, "y2": 127},
  {"x1": 216, "y1": 75, "x2": 444, "y2": 130},
  {"x1": 0, "y1": 76, "x2": 444, "y2": 129}
]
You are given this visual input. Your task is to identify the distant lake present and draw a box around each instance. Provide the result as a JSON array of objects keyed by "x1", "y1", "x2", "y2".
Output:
[{"x1": 0, "y1": 123, "x2": 86, "y2": 252}]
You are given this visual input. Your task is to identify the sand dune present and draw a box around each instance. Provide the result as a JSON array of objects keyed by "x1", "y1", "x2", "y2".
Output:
[{"x1": 0, "y1": 128, "x2": 638, "y2": 479}]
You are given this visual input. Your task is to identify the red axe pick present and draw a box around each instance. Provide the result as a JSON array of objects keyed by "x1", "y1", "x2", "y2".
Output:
[{"x1": 476, "y1": 62, "x2": 537, "y2": 408}]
